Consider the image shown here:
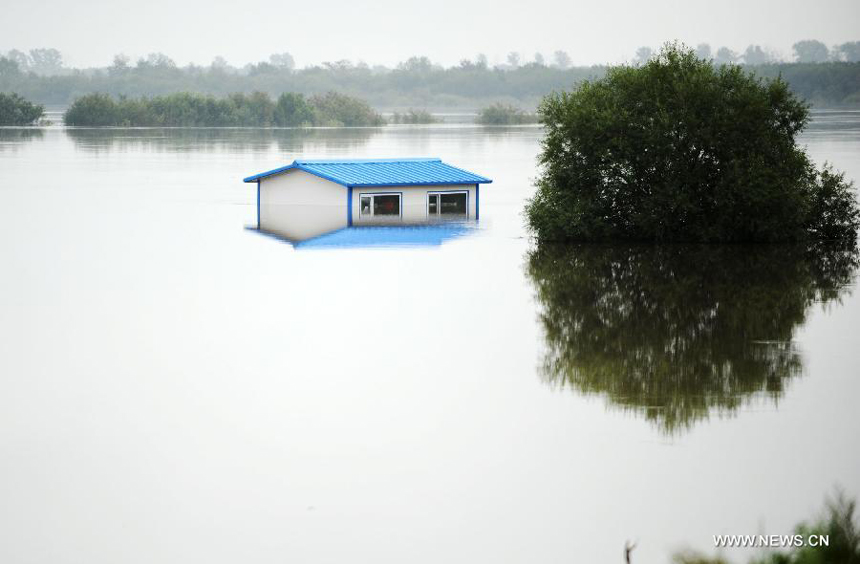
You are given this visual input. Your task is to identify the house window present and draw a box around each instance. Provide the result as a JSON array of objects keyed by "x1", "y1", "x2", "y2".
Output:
[
  {"x1": 359, "y1": 193, "x2": 401, "y2": 218},
  {"x1": 428, "y1": 191, "x2": 468, "y2": 219}
]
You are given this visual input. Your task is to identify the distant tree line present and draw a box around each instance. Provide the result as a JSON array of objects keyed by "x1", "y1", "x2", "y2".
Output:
[
  {"x1": 2, "y1": 43, "x2": 860, "y2": 108},
  {"x1": 63, "y1": 91, "x2": 385, "y2": 127},
  {"x1": 635, "y1": 40, "x2": 860, "y2": 65},
  {"x1": 1, "y1": 48, "x2": 65, "y2": 76},
  {"x1": 0, "y1": 50, "x2": 603, "y2": 108}
]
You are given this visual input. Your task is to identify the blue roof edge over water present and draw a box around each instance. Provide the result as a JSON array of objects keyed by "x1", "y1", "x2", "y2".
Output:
[{"x1": 242, "y1": 158, "x2": 493, "y2": 186}]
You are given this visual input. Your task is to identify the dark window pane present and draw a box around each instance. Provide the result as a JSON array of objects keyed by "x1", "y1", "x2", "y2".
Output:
[
  {"x1": 439, "y1": 193, "x2": 467, "y2": 216},
  {"x1": 360, "y1": 196, "x2": 372, "y2": 216},
  {"x1": 373, "y1": 194, "x2": 400, "y2": 216},
  {"x1": 428, "y1": 194, "x2": 438, "y2": 215}
]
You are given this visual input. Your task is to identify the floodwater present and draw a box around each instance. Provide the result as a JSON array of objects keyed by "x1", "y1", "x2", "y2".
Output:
[{"x1": 1, "y1": 114, "x2": 859, "y2": 564}]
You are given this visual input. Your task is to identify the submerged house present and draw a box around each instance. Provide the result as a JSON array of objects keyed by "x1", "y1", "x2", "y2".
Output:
[{"x1": 243, "y1": 158, "x2": 492, "y2": 242}]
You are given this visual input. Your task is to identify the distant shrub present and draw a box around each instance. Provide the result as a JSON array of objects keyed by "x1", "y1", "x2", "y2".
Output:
[
  {"x1": 391, "y1": 109, "x2": 440, "y2": 124},
  {"x1": 0, "y1": 92, "x2": 44, "y2": 125},
  {"x1": 274, "y1": 92, "x2": 315, "y2": 126},
  {"x1": 526, "y1": 44, "x2": 860, "y2": 242},
  {"x1": 308, "y1": 91, "x2": 385, "y2": 126},
  {"x1": 476, "y1": 103, "x2": 538, "y2": 125},
  {"x1": 63, "y1": 91, "x2": 385, "y2": 127}
]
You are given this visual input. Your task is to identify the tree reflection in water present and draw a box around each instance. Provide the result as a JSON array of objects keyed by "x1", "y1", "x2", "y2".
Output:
[{"x1": 526, "y1": 243, "x2": 859, "y2": 434}]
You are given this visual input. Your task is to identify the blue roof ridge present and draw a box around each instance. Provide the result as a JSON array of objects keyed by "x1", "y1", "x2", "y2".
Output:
[
  {"x1": 243, "y1": 157, "x2": 492, "y2": 185},
  {"x1": 295, "y1": 157, "x2": 441, "y2": 164}
]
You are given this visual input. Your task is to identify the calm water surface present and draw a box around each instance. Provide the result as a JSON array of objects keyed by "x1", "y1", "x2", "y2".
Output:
[{"x1": 1, "y1": 114, "x2": 859, "y2": 563}]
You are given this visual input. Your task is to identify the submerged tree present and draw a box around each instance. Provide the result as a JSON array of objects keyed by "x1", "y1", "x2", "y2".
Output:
[
  {"x1": 63, "y1": 91, "x2": 384, "y2": 127},
  {"x1": 390, "y1": 108, "x2": 439, "y2": 124},
  {"x1": 526, "y1": 243, "x2": 859, "y2": 435},
  {"x1": 0, "y1": 92, "x2": 44, "y2": 125},
  {"x1": 526, "y1": 44, "x2": 860, "y2": 243},
  {"x1": 307, "y1": 91, "x2": 385, "y2": 126},
  {"x1": 476, "y1": 103, "x2": 538, "y2": 125}
]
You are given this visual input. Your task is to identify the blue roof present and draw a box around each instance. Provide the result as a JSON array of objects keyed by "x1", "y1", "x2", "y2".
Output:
[{"x1": 243, "y1": 158, "x2": 492, "y2": 186}]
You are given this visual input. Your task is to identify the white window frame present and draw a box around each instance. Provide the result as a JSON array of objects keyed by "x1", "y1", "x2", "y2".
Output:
[
  {"x1": 359, "y1": 192, "x2": 403, "y2": 219},
  {"x1": 427, "y1": 190, "x2": 469, "y2": 220}
]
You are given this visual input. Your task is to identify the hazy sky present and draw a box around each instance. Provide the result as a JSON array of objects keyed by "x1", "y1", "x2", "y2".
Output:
[{"x1": 2, "y1": 0, "x2": 859, "y2": 68}]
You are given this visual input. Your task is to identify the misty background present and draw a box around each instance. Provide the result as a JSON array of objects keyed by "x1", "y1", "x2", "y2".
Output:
[
  {"x1": 1, "y1": 0, "x2": 859, "y2": 69},
  {"x1": 2, "y1": 41, "x2": 859, "y2": 110},
  {"x1": 1, "y1": 0, "x2": 859, "y2": 111}
]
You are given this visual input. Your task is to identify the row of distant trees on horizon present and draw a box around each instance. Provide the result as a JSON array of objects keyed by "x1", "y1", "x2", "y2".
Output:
[
  {"x1": 2, "y1": 40, "x2": 859, "y2": 108},
  {"x1": 635, "y1": 40, "x2": 860, "y2": 66},
  {"x1": 3, "y1": 39, "x2": 859, "y2": 77}
]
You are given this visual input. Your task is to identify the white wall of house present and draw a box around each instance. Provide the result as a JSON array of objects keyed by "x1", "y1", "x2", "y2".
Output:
[
  {"x1": 259, "y1": 171, "x2": 479, "y2": 240},
  {"x1": 352, "y1": 184, "x2": 477, "y2": 223},
  {"x1": 259, "y1": 169, "x2": 348, "y2": 240}
]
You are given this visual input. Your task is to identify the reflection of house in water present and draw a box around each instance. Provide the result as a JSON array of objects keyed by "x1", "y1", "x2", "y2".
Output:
[
  {"x1": 256, "y1": 224, "x2": 480, "y2": 249},
  {"x1": 243, "y1": 158, "x2": 492, "y2": 243}
]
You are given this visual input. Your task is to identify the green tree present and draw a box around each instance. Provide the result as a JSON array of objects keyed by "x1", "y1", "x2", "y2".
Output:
[
  {"x1": 0, "y1": 92, "x2": 44, "y2": 125},
  {"x1": 525, "y1": 44, "x2": 860, "y2": 242}
]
